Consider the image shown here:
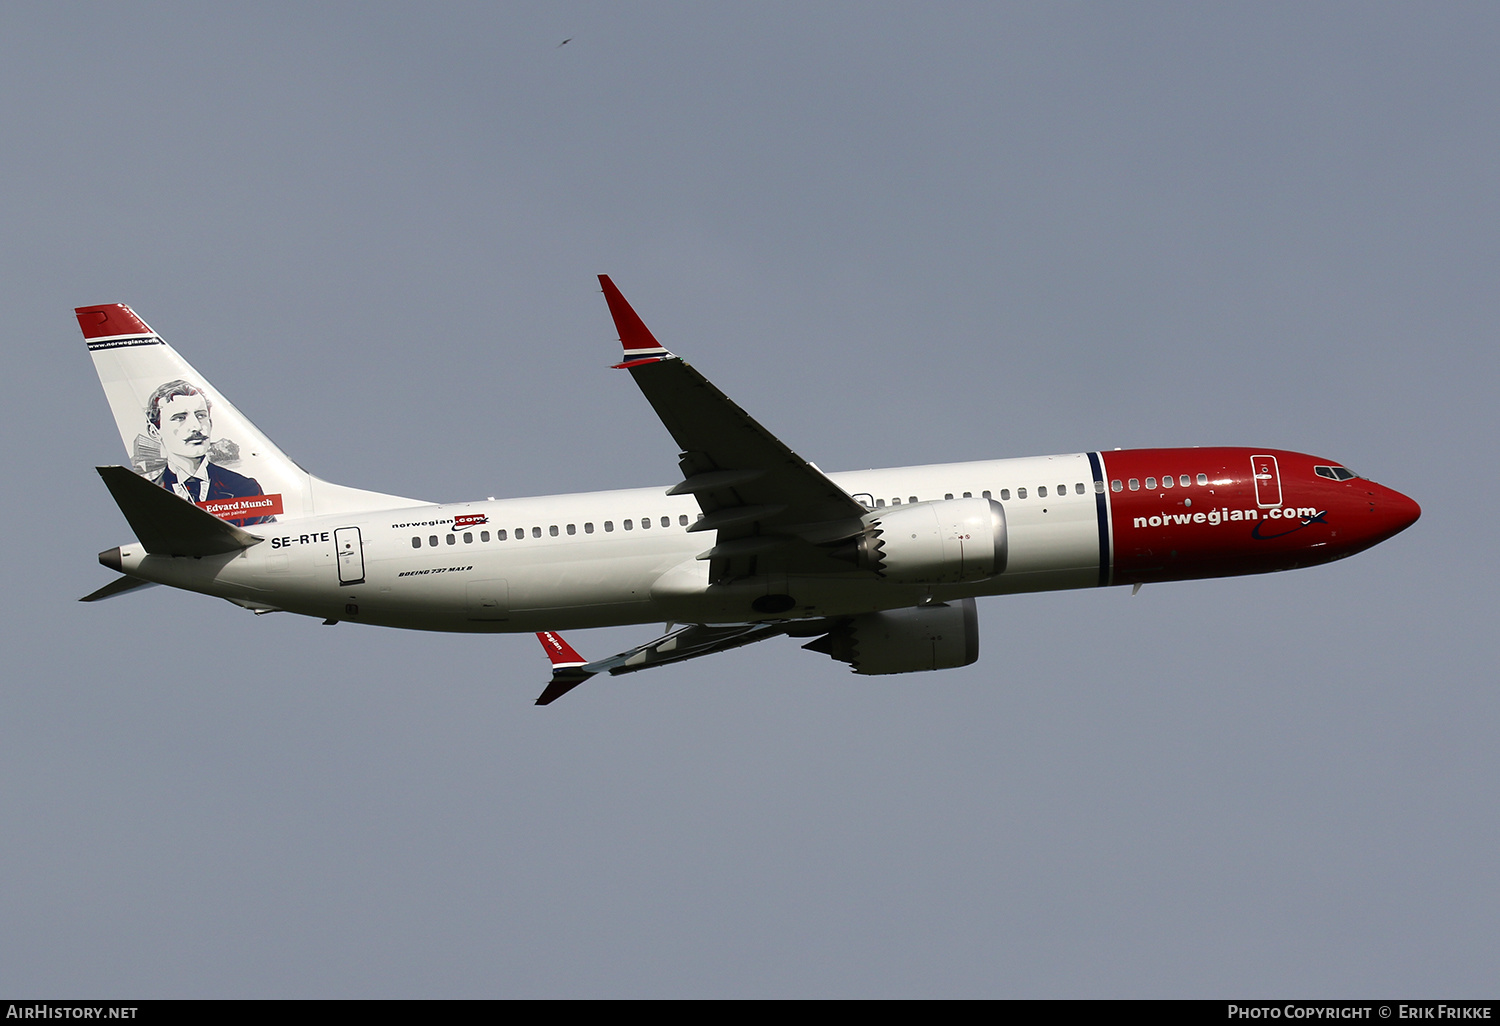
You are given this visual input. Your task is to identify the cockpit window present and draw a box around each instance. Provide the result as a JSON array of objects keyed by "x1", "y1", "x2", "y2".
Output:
[{"x1": 1314, "y1": 465, "x2": 1358, "y2": 481}]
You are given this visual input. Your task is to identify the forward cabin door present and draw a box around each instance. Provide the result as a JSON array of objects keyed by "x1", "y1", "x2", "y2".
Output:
[
  {"x1": 334, "y1": 527, "x2": 366, "y2": 585},
  {"x1": 1251, "y1": 454, "x2": 1283, "y2": 508}
]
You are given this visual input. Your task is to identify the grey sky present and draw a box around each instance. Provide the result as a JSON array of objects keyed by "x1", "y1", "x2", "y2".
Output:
[{"x1": 1, "y1": 2, "x2": 1495, "y2": 997}]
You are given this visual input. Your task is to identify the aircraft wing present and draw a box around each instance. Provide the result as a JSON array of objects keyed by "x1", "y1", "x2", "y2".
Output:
[
  {"x1": 535, "y1": 621, "x2": 831, "y2": 704},
  {"x1": 599, "y1": 276, "x2": 869, "y2": 582}
]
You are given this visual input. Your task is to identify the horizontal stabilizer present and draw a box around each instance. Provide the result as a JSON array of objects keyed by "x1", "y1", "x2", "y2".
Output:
[
  {"x1": 96, "y1": 465, "x2": 263, "y2": 556},
  {"x1": 79, "y1": 575, "x2": 158, "y2": 602}
]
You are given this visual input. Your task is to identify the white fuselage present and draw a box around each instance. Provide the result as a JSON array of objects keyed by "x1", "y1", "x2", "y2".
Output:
[{"x1": 114, "y1": 454, "x2": 1105, "y2": 631}]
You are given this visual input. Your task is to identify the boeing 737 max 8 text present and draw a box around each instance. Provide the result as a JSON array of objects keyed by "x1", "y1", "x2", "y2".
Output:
[{"x1": 78, "y1": 277, "x2": 1421, "y2": 703}]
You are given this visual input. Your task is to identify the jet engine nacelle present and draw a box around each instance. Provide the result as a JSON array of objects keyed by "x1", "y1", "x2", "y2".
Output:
[
  {"x1": 843, "y1": 497, "x2": 1007, "y2": 584},
  {"x1": 805, "y1": 598, "x2": 979, "y2": 675}
]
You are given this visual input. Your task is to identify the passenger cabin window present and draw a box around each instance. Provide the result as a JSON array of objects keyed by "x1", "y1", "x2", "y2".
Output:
[
  {"x1": 1128, "y1": 479, "x2": 1139, "y2": 491},
  {"x1": 678, "y1": 515, "x2": 688, "y2": 526},
  {"x1": 463, "y1": 532, "x2": 473, "y2": 543},
  {"x1": 567, "y1": 524, "x2": 576, "y2": 535},
  {"x1": 1000, "y1": 489, "x2": 1010, "y2": 501},
  {"x1": 909, "y1": 496, "x2": 918, "y2": 505},
  {"x1": 497, "y1": 529, "x2": 507, "y2": 541},
  {"x1": 945, "y1": 493, "x2": 953, "y2": 500},
  {"x1": 429, "y1": 535, "x2": 438, "y2": 547},
  {"x1": 624, "y1": 519, "x2": 633, "y2": 530},
  {"x1": 1197, "y1": 473, "x2": 1208, "y2": 485},
  {"x1": 1017, "y1": 487, "x2": 1027, "y2": 499},
  {"x1": 1078, "y1": 482, "x2": 1088, "y2": 495},
  {"x1": 446, "y1": 534, "x2": 456, "y2": 545},
  {"x1": 1180, "y1": 475, "x2": 1191, "y2": 487},
  {"x1": 549, "y1": 525, "x2": 559, "y2": 537},
  {"x1": 604, "y1": 521, "x2": 614, "y2": 532},
  {"x1": 1038, "y1": 486, "x2": 1048, "y2": 498},
  {"x1": 1161, "y1": 476, "x2": 1173, "y2": 488},
  {"x1": 662, "y1": 516, "x2": 672, "y2": 528},
  {"x1": 411, "y1": 537, "x2": 421, "y2": 549},
  {"x1": 481, "y1": 531, "x2": 490, "y2": 542},
  {"x1": 585, "y1": 523, "x2": 594, "y2": 534},
  {"x1": 1146, "y1": 477, "x2": 1157, "y2": 489},
  {"x1": 963, "y1": 492, "x2": 972, "y2": 498},
  {"x1": 982, "y1": 490, "x2": 991, "y2": 499},
  {"x1": 1112, "y1": 479, "x2": 1123, "y2": 492},
  {"x1": 532, "y1": 527, "x2": 541, "y2": 538}
]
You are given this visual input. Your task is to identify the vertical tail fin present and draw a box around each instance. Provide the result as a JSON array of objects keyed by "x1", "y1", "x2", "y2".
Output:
[{"x1": 77, "y1": 304, "x2": 421, "y2": 523}]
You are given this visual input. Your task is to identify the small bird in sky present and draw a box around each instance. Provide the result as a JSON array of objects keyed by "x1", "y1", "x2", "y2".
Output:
[{"x1": 557, "y1": 38, "x2": 572, "y2": 48}]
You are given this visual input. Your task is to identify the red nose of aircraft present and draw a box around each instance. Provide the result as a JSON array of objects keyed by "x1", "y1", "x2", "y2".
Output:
[{"x1": 1366, "y1": 482, "x2": 1421, "y2": 545}]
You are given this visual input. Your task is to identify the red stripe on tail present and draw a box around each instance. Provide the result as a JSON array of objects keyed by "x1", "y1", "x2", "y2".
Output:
[{"x1": 75, "y1": 304, "x2": 153, "y2": 339}]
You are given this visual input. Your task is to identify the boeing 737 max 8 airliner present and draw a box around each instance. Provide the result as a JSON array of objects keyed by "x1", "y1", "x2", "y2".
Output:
[{"x1": 79, "y1": 277, "x2": 1420, "y2": 703}]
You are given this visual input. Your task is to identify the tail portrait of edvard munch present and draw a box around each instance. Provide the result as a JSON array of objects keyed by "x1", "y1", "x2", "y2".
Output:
[{"x1": 137, "y1": 379, "x2": 277, "y2": 527}]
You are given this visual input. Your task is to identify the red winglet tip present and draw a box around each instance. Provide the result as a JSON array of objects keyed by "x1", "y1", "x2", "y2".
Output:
[
  {"x1": 597, "y1": 275, "x2": 667, "y2": 356},
  {"x1": 536, "y1": 630, "x2": 586, "y2": 668},
  {"x1": 74, "y1": 303, "x2": 153, "y2": 340}
]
